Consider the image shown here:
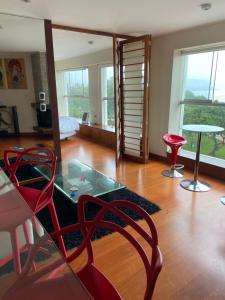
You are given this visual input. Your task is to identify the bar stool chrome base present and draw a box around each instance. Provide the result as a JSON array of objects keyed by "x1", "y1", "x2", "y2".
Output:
[
  {"x1": 180, "y1": 179, "x2": 210, "y2": 192},
  {"x1": 162, "y1": 169, "x2": 184, "y2": 178},
  {"x1": 220, "y1": 196, "x2": 225, "y2": 205}
]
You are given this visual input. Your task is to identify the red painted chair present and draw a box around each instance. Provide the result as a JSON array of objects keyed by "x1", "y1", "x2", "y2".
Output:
[
  {"x1": 3, "y1": 147, "x2": 66, "y2": 257},
  {"x1": 162, "y1": 134, "x2": 187, "y2": 178},
  {"x1": 51, "y1": 195, "x2": 163, "y2": 300}
]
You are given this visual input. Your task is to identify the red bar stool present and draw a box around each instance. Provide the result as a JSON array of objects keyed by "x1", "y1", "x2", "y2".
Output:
[{"x1": 162, "y1": 134, "x2": 187, "y2": 178}]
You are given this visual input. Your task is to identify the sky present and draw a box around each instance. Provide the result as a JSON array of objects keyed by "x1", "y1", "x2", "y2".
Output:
[{"x1": 186, "y1": 50, "x2": 225, "y2": 102}]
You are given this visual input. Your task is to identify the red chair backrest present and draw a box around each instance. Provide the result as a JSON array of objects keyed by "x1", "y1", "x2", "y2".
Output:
[
  {"x1": 4, "y1": 147, "x2": 57, "y2": 212},
  {"x1": 51, "y1": 195, "x2": 163, "y2": 299}
]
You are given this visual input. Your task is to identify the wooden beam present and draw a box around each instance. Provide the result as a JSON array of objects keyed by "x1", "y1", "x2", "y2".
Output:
[
  {"x1": 113, "y1": 36, "x2": 120, "y2": 166},
  {"x1": 44, "y1": 19, "x2": 62, "y2": 161},
  {"x1": 52, "y1": 23, "x2": 134, "y2": 40},
  {"x1": 20, "y1": 176, "x2": 45, "y2": 186}
]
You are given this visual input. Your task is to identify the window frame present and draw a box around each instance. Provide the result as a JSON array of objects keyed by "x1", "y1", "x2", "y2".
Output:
[
  {"x1": 100, "y1": 64, "x2": 114, "y2": 127},
  {"x1": 173, "y1": 45, "x2": 225, "y2": 165},
  {"x1": 62, "y1": 67, "x2": 90, "y2": 120}
]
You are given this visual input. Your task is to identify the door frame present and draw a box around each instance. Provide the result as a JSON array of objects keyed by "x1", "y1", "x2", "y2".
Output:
[{"x1": 46, "y1": 21, "x2": 137, "y2": 162}]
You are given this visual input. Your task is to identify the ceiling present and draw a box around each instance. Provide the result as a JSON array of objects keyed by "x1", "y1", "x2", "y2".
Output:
[
  {"x1": 52, "y1": 30, "x2": 112, "y2": 60},
  {"x1": 0, "y1": 0, "x2": 225, "y2": 60},
  {"x1": 1, "y1": 0, "x2": 225, "y2": 36},
  {"x1": 0, "y1": 14, "x2": 112, "y2": 60},
  {"x1": 0, "y1": 14, "x2": 46, "y2": 53}
]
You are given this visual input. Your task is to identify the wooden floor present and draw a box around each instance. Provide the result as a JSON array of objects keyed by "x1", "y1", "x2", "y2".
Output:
[{"x1": 1, "y1": 136, "x2": 225, "y2": 299}]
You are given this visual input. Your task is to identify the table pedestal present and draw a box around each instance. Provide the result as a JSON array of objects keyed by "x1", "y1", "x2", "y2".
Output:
[
  {"x1": 180, "y1": 179, "x2": 210, "y2": 192},
  {"x1": 180, "y1": 131, "x2": 211, "y2": 192},
  {"x1": 162, "y1": 169, "x2": 184, "y2": 178}
]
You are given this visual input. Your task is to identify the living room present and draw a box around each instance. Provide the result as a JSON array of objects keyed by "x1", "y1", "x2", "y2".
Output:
[{"x1": 0, "y1": 1, "x2": 225, "y2": 299}]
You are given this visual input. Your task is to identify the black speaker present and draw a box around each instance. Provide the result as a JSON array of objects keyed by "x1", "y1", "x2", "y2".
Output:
[{"x1": 36, "y1": 108, "x2": 52, "y2": 128}]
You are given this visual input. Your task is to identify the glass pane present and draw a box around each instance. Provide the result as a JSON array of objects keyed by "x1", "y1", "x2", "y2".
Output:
[
  {"x1": 107, "y1": 99, "x2": 115, "y2": 126},
  {"x1": 213, "y1": 50, "x2": 225, "y2": 103},
  {"x1": 106, "y1": 66, "x2": 114, "y2": 98},
  {"x1": 182, "y1": 104, "x2": 225, "y2": 159},
  {"x1": 67, "y1": 97, "x2": 89, "y2": 119},
  {"x1": 184, "y1": 52, "x2": 213, "y2": 100},
  {"x1": 101, "y1": 66, "x2": 114, "y2": 126},
  {"x1": 34, "y1": 159, "x2": 124, "y2": 204},
  {"x1": 64, "y1": 69, "x2": 89, "y2": 97},
  {"x1": 83, "y1": 69, "x2": 89, "y2": 97}
]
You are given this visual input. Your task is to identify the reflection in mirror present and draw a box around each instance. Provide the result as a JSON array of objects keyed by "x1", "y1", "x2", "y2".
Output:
[
  {"x1": 52, "y1": 29, "x2": 115, "y2": 160},
  {"x1": 0, "y1": 14, "x2": 54, "y2": 157}
]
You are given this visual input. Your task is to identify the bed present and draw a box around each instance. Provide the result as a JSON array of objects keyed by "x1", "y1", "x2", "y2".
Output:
[{"x1": 59, "y1": 116, "x2": 80, "y2": 140}]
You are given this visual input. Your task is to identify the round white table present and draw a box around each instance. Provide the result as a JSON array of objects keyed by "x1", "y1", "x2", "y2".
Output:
[{"x1": 180, "y1": 124, "x2": 224, "y2": 192}]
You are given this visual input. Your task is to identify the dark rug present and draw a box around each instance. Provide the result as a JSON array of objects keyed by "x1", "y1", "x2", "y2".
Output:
[
  {"x1": 36, "y1": 187, "x2": 160, "y2": 250},
  {"x1": 0, "y1": 158, "x2": 160, "y2": 249}
]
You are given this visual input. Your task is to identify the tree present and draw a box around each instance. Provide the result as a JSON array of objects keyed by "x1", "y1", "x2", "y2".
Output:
[{"x1": 183, "y1": 92, "x2": 225, "y2": 158}]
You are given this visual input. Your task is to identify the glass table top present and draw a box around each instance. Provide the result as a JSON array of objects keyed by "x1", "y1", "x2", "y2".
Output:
[
  {"x1": 35, "y1": 159, "x2": 124, "y2": 204},
  {"x1": 182, "y1": 124, "x2": 224, "y2": 133},
  {"x1": 0, "y1": 168, "x2": 91, "y2": 299}
]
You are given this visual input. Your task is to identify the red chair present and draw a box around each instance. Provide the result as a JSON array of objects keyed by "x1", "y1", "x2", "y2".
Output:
[
  {"x1": 3, "y1": 147, "x2": 66, "y2": 257},
  {"x1": 162, "y1": 134, "x2": 187, "y2": 178},
  {"x1": 51, "y1": 195, "x2": 163, "y2": 300}
]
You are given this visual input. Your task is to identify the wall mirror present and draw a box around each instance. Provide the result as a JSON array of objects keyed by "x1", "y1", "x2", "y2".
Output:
[
  {"x1": 52, "y1": 28, "x2": 115, "y2": 161},
  {"x1": 0, "y1": 14, "x2": 54, "y2": 152}
]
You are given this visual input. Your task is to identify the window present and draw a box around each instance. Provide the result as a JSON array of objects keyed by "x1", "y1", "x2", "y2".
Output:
[
  {"x1": 180, "y1": 49, "x2": 225, "y2": 161},
  {"x1": 101, "y1": 66, "x2": 114, "y2": 127},
  {"x1": 183, "y1": 50, "x2": 225, "y2": 102},
  {"x1": 63, "y1": 68, "x2": 89, "y2": 120}
]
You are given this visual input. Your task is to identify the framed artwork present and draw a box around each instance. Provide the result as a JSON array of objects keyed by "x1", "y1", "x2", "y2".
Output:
[
  {"x1": 0, "y1": 59, "x2": 6, "y2": 89},
  {"x1": 4, "y1": 58, "x2": 27, "y2": 89}
]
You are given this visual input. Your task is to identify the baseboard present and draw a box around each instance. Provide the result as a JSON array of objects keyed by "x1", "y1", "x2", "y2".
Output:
[
  {"x1": 149, "y1": 152, "x2": 225, "y2": 181},
  {"x1": 149, "y1": 152, "x2": 168, "y2": 163},
  {"x1": 169, "y1": 153, "x2": 225, "y2": 181},
  {"x1": 19, "y1": 132, "x2": 39, "y2": 137}
]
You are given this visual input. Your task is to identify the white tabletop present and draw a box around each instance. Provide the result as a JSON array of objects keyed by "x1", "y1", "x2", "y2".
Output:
[{"x1": 182, "y1": 124, "x2": 224, "y2": 133}]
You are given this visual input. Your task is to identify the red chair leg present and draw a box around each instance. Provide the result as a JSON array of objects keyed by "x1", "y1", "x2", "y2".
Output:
[{"x1": 48, "y1": 201, "x2": 67, "y2": 258}]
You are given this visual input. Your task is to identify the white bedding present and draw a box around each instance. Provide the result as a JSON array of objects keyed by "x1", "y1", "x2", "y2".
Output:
[
  {"x1": 59, "y1": 116, "x2": 80, "y2": 140},
  {"x1": 59, "y1": 116, "x2": 80, "y2": 133}
]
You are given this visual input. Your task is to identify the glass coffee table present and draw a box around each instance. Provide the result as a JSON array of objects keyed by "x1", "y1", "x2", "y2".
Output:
[{"x1": 35, "y1": 159, "x2": 124, "y2": 204}]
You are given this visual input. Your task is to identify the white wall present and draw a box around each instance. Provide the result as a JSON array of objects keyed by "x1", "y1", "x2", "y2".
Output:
[
  {"x1": 55, "y1": 48, "x2": 112, "y2": 70},
  {"x1": 55, "y1": 48, "x2": 113, "y2": 124},
  {"x1": 150, "y1": 20, "x2": 225, "y2": 156},
  {"x1": 0, "y1": 53, "x2": 37, "y2": 132}
]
